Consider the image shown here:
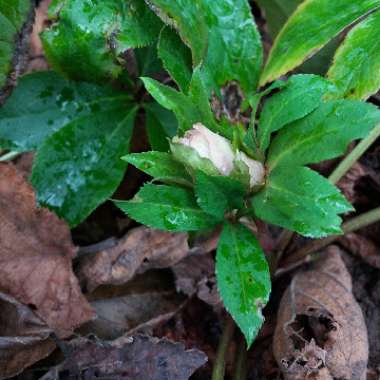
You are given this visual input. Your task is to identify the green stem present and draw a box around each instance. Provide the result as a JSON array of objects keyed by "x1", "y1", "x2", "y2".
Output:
[
  {"x1": 329, "y1": 123, "x2": 380, "y2": 184},
  {"x1": 212, "y1": 317, "x2": 235, "y2": 380},
  {"x1": 233, "y1": 336, "x2": 248, "y2": 380},
  {"x1": 0, "y1": 151, "x2": 20, "y2": 161},
  {"x1": 280, "y1": 206, "x2": 380, "y2": 268}
]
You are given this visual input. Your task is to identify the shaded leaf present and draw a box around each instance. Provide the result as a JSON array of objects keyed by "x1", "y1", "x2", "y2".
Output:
[
  {"x1": 78, "y1": 226, "x2": 189, "y2": 291},
  {"x1": 328, "y1": 10, "x2": 380, "y2": 100},
  {"x1": 40, "y1": 335, "x2": 207, "y2": 380},
  {"x1": 257, "y1": 74, "x2": 334, "y2": 152},
  {"x1": 42, "y1": 0, "x2": 162, "y2": 82},
  {"x1": 195, "y1": 171, "x2": 246, "y2": 219},
  {"x1": 31, "y1": 107, "x2": 137, "y2": 227},
  {"x1": 216, "y1": 222, "x2": 271, "y2": 347},
  {"x1": 0, "y1": 71, "x2": 130, "y2": 152},
  {"x1": 158, "y1": 26, "x2": 193, "y2": 92},
  {"x1": 0, "y1": 0, "x2": 33, "y2": 92},
  {"x1": 252, "y1": 166, "x2": 353, "y2": 238},
  {"x1": 115, "y1": 183, "x2": 219, "y2": 232},
  {"x1": 274, "y1": 247, "x2": 368, "y2": 380},
  {"x1": 144, "y1": 102, "x2": 178, "y2": 151},
  {"x1": 260, "y1": 0, "x2": 380, "y2": 85},
  {"x1": 144, "y1": 0, "x2": 208, "y2": 66},
  {"x1": 268, "y1": 100, "x2": 380, "y2": 170},
  {"x1": 0, "y1": 292, "x2": 55, "y2": 379},
  {"x1": 0, "y1": 163, "x2": 94, "y2": 338},
  {"x1": 135, "y1": 45, "x2": 163, "y2": 77},
  {"x1": 122, "y1": 151, "x2": 192, "y2": 185},
  {"x1": 254, "y1": 0, "x2": 301, "y2": 38}
]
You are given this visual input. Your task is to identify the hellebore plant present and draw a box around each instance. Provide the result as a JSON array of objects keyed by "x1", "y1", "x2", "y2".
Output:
[{"x1": 1, "y1": 0, "x2": 380, "y2": 351}]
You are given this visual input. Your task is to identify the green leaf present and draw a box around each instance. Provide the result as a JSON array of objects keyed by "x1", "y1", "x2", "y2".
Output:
[
  {"x1": 0, "y1": 71, "x2": 130, "y2": 152},
  {"x1": 268, "y1": 100, "x2": 380, "y2": 170},
  {"x1": 0, "y1": 0, "x2": 32, "y2": 90},
  {"x1": 194, "y1": 171, "x2": 246, "y2": 219},
  {"x1": 260, "y1": 0, "x2": 380, "y2": 85},
  {"x1": 135, "y1": 45, "x2": 163, "y2": 77},
  {"x1": 252, "y1": 166, "x2": 353, "y2": 238},
  {"x1": 42, "y1": 0, "x2": 162, "y2": 83},
  {"x1": 216, "y1": 222, "x2": 271, "y2": 347},
  {"x1": 257, "y1": 74, "x2": 335, "y2": 152},
  {"x1": 200, "y1": 0, "x2": 263, "y2": 97},
  {"x1": 158, "y1": 26, "x2": 193, "y2": 92},
  {"x1": 31, "y1": 107, "x2": 137, "y2": 227},
  {"x1": 144, "y1": 102, "x2": 178, "y2": 151},
  {"x1": 142, "y1": 70, "x2": 227, "y2": 137},
  {"x1": 115, "y1": 183, "x2": 219, "y2": 231},
  {"x1": 328, "y1": 10, "x2": 380, "y2": 100},
  {"x1": 122, "y1": 151, "x2": 192, "y2": 186},
  {"x1": 144, "y1": 0, "x2": 208, "y2": 66}
]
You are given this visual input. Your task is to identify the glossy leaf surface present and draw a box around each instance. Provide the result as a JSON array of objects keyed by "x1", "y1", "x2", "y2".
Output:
[
  {"x1": 194, "y1": 171, "x2": 246, "y2": 219},
  {"x1": 328, "y1": 10, "x2": 380, "y2": 100},
  {"x1": 252, "y1": 166, "x2": 353, "y2": 238},
  {"x1": 260, "y1": 0, "x2": 380, "y2": 85},
  {"x1": 115, "y1": 183, "x2": 219, "y2": 231},
  {"x1": 0, "y1": 0, "x2": 31, "y2": 88},
  {"x1": 200, "y1": 0, "x2": 263, "y2": 96},
  {"x1": 216, "y1": 222, "x2": 271, "y2": 347},
  {"x1": 31, "y1": 108, "x2": 137, "y2": 227},
  {"x1": 122, "y1": 151, "x2": 191, "y2": 185},
  {"x1": 257, "y1": 74, "x2": 334, "y2": 152},
  {"x1": 144, "y1": 0, "x2": 208, "y2": 66},
  {"x1": 0, "y1": 71, "x2": 130, "y2": 152},
  {"x1": 42, "y1": 0, "x2": 162, "y2": 82},
  {"x1": 268, "y1": 100, "x2": 380, "y2": 170}
]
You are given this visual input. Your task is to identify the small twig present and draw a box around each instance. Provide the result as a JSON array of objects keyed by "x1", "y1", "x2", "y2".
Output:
[
  {"x1": 233, "y1": 335, "x2": 248, "y2": 380},
  {"x1": 76, "y1": 237, "x2": 118, "y2": 259},
  {"x1": 212, "y1": 316, "x2": 236, "y2": 380},
  {"x1": 279, "y1": 206, "x2": 380, "y2": 270},
  {"x1": 329, "y1": 123, "x2": 380, "y2": 184}
]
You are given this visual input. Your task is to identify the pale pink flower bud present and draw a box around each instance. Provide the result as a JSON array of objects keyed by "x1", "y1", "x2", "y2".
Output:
[{"x1": 235, "y1": 151, "x2": 265, "y2": 188}]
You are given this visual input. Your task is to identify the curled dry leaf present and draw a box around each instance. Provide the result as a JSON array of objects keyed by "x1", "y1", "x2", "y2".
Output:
[
  {"x1": 337, "y1": 162, "x2": 367, "y2": 204},
  {"x1": 0, "y1": 292, "x2": 55, "y2": 379},
  {"x1": 0, "y1": 163, "x2": 94, "y2": 338},
  {"x1": 78, "y1": 226, "x2": 189, "y2": 291},
  {"x1": 274, "y1": 246, "x2": 368, "y2": 380},
  {"x1": 173, "y1": 254, "x2": 221, "y2": 307},
  {"x1": 339, "y1": 233, "x2": 380, "y2": 269},
  {"x1": 40, "y1": 335, "x2": 207, "y2": 380}
]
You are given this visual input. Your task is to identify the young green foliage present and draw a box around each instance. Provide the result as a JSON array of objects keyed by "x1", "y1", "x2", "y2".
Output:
[
  {"x1": 216, "y1": 222, "x2": 271, "y2": 347},
  {"x1": 260, "y1": 0, "x2": 380, "y2": 85},
  {"x1": 327, "y1": 10, "x2": 380, "y2": 100},
  {"x1": 115, "y1": 183, "x2": 219, "y2": 231}
]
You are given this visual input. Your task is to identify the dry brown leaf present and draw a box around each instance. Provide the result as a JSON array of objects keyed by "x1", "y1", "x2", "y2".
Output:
[
  {"x1": 40, "y1": 335, "x2": 207, "y2": 380},
  {"x1": 173, "y1": 254, "x2": 221, "y2": 307},
  {"x1": 0, "y1": 163, "x2": 94, "y2": 338},
  {"x1": 337, "y1": 162, "x2": 367, "y2": 204},
  {"x1": 274, "y1": 246, "x2": 368, "y2": 380},
  {"x1": 78, "y1": 226, "x2": 189, "y2": 291},
  {"x1": 339, "y1": 233, "x2": 380, "y2": 269},
  {"x1": 0, "y1": 291, "x2": 55, "y2": 379}
]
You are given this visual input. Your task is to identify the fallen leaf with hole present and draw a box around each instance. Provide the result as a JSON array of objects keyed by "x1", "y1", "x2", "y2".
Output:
[
  {"x1": 273, "y1": 246, "x2": 368, "y2": 380},
  {"x1": 0, "y1": 292, "x2": 55, "y2": 379},
  {"x1": 40, "y1": 335, "x2": 207, "y2": 380},
  {"x1": 0, "y1": 163, "x2": 94, "y2": 338},
  {"x1": 77, "y1": 226, "x2": 189, "y2": 291}
]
